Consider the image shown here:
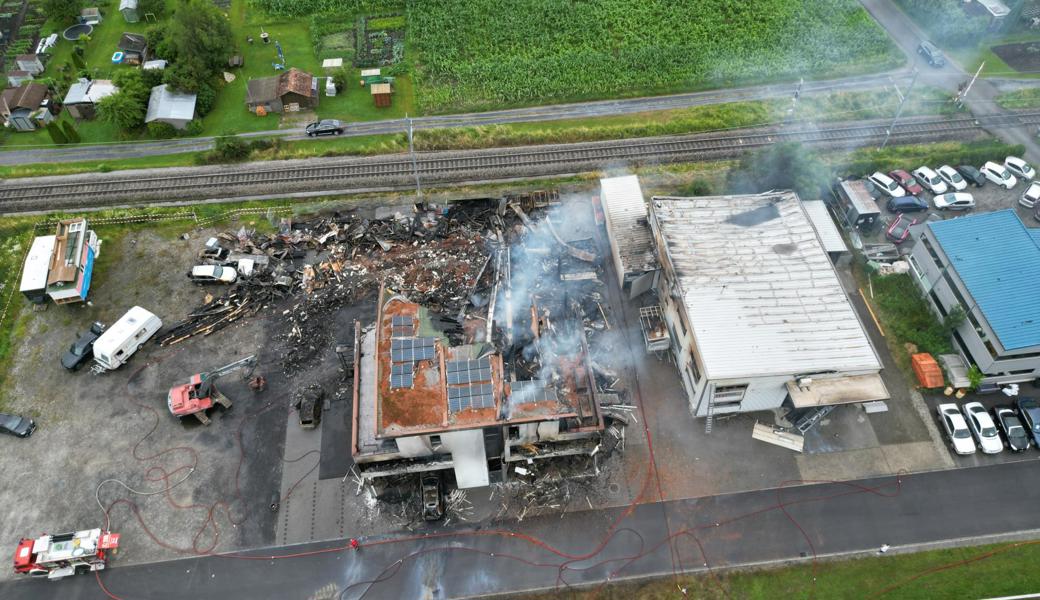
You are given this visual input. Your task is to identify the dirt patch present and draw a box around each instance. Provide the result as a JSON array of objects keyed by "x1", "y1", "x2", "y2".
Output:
[{"x1": 992, "y1": 42, "x2": 1040, "y2": 73}]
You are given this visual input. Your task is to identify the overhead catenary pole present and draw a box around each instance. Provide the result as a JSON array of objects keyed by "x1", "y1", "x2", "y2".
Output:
[
  {"x1": 880, "y1": 68, "x2": 918, "y2": 150},
  {"x1": 406, "y1": 115, "x2": 422, "y2": 200}
]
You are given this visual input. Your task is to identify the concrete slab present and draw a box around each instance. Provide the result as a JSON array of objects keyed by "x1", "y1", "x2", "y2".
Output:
[
  {"x1": 796, "y1": 447, "x2": 892, "y2": 482},
  {"x1": 802, "y1": 405, "x2": 881, "y2": 454},
  {"x1": 881, "y1": 441, "x2": 949, "y2": 474}
]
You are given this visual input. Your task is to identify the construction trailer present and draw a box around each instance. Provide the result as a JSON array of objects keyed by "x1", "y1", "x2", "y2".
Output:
[
  {"x1": 13, "y1": 528, "x2": 120, "y2": 580},
  {"x1": 45, "y1": 218, "x2": 101, "y2": 305},
  {"x1": 19, "y1": 235, "x2": 56, "y2": 304},
  {"x1": 598, "y1": 175, "x2": 657, "y2": 297}
]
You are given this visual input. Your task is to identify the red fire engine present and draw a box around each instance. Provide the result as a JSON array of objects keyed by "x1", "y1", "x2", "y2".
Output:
[{"x1": 13, "y1": 528, "x2": 120, "y2": 580}]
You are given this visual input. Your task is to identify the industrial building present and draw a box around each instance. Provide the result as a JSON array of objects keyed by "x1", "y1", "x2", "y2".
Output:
[
  {"x1": 646, "y1": 192, "x2": 887, "y2": 421},
  {"x1": 907, "y1": 209, "x2": 1040, "y2": 385},
  {"x1": 598, "y1": 175, "x2": 656, "y2": 296}
]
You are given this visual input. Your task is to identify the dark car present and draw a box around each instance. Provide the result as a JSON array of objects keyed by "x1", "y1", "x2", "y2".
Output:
[
  {"x1": 885, "y1": 214, "x2": 918, "y2": 244},
  {"x1": 305, "y1": 119, "x2": 345, "y2": 137},
  {"x1": 61, "y1": 322, "x2": 106, "y2": 371},
  {"x1": 0, "y1": 413, "x2": 36, "y2": 438},
  {"x1": 886, "y1": 196, "x2": 928, "y2": 213},
  {"x1": 957, "y1": 165, "x2": 986, "y2": 188},
  {"x1": 918, "y1": 41, "x2": 946, "y2": 67},
  {"x1": 862, "y1": 179, "x2": 884, "y2": 200},
  {"x1": 1015, "y1": 398, "x2": 1040, "y2": 446},
  {"x1": 421, "y1": 472, "x2": 444, "y2": 521},
  {"x1": 993, "y1": 406, "x2": 1030, "y2": 452},
  {"x1": 888, "y1": 170, "x2": 924, "y2": 196}
]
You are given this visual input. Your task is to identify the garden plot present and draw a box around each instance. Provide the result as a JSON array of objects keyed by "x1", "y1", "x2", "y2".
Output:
[{"x1": 992, "y1": 41, "x2": 1040, "y2": 74}]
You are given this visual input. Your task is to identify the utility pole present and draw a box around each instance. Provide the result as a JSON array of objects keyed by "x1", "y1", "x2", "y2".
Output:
[
  {"x1": 406, "y1": 115, "x2": 423, "y2": 201},
  {"x1": 880, "y1": 69, "x2": 918, "y2": 150},
  {"x1": 955, "y1": 62, "x2": 985, "y2": 108},
  {"x1": 787, "y1": 77, "x2": 804, "y2": 122}
]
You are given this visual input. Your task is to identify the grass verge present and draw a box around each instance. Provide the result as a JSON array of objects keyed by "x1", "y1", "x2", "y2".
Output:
[{"x1": 997, "y1": 88, "x2": 1040, "y2": 110}]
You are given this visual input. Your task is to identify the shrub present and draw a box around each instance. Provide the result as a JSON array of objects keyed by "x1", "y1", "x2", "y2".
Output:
[
  {"x1": 147, "y1": 121, "x2": 179, "y2": 139},
  {"x1": 210, "y1": 135, "x2": 251, "y2": 162},
  {"x1": 185, "y1": 119, "x2": 204, "y2": 136}
]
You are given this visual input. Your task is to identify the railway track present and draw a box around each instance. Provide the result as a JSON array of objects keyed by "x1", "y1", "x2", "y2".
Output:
[{"x1": 2, "y1": 113, "x2": 1037, "y2": 213}]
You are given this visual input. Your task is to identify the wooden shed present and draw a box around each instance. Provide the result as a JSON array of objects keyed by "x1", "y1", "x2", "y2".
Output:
[{"x1": 370, "y1": 82, "x2": 392, "y2": 108}]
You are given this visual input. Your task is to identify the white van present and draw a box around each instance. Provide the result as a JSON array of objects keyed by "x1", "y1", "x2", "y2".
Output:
[{"x1": 92, "y1": 306, "x2": 162, "y2": 371}]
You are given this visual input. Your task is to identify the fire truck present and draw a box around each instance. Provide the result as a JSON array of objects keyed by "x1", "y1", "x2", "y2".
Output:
[{"x1": 13, "y1": 528, "x2": 120, "y2": 580}]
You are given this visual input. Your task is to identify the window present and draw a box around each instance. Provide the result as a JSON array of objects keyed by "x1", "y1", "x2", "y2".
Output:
[
  {"x1": 507, "y1": 426, "x2": 519, "y2": 441},
  {"x1": 429, "y1": 435, "x2": 442, "y2": 448},
  {"x1": 712, "y1": 384, "x2": 747, "y2": 406},
  {"x1": 907, "y1": 255, "x2": 924, "y2": 281}
]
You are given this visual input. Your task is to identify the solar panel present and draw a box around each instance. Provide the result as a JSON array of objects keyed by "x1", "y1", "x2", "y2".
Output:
[
  {"x1": 508, "y1": 380, "x2": 558, "y2": 403},
  {"x1": 444, "y1": 357, "x2": 492, "y2": 385},
  {"x1": 390, "y1": 373, "x2": 413, "y2": 389},
  {"x1": 390, "y1": 337, "x2": 437, "y2": 362},
  {"x1": 447, "y1": 382, "x2": 495, "y2": 413},
  {"x1": 390, "y1": 316, "x2": 414, "y2": 337}
]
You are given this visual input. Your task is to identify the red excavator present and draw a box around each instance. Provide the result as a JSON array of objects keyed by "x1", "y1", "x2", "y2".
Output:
[{"x1": 167, "y1": 355, "x2": 257, "y2": 425}]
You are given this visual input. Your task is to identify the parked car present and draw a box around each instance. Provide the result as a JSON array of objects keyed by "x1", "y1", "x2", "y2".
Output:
[
  {"x1": 1005, "y1": 156, "x2": 1036, "y2": 181},
  {"x1": 918, "y1": 41, "x2": 946, "y2": 67},
  {"x1": 868, "y1": 172, "x2": 906, "y2": 198},
  {"x1": 304, "y1": 119, "x2": 345, "y2": 137},
  {"x1": 957, "y1": 165, "x2": 986, "y2": 187},
  {"x1": 938, "y1": 403, "x2": 975, "y2": 455},
  {"x1": 1015, "y1": 398, "x2": 1040, "y2": 446},
  {"x1": 911, "y1": 166, "x2": 947, "y2": 194},
  {"x1": 937, "y1": 165, "x2": 968, "y2": 191},
  {"x1": 1021, "y1": 182, "x2": 1040, "y2": 209},
  {"x1": 981, "y1": 161, "x2": 1017, "y2": 189},
  {"x1": 993, "y1": 406, "x2": 1030, "y2": 452},
  {"x1": 888, "y1": 170, "x2": 924, "y2": 196},
  {"x1": 421, "y1": 473, "x2": 444, "y2": 521},
  {"x1": 188, "y1": 265, "x2": 237, "y2": 284},
  {"x1": 862, "y1": 179, "x2": 884, "y2": 200},
  {"x1": 886, "y1": 195, "x2": 929, "y2": 213},
  {"x1": 961, "y1": 402, "x2": 1002, "y2": 454},
  {"x1": 933, "y1": 192, "x2": 975, "y2": 211},
  {"x1": 885, "y1": 214, "x2": 918, "y2": 243},
  {"x1": 0, "y1": 413, "x2": 35, "y2": 438},
  {"x1": 60, "y1": 322, "x2": 106, "y2": 371}
]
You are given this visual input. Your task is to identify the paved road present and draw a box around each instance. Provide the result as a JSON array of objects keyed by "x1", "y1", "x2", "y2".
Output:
[{"x1": 2, "y1": 460, "x2": 1040, "y2": 599}]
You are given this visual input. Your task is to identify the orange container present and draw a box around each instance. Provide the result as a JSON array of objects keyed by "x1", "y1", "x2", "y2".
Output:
[{"x1": 911, "y1": 353, "x2": 944, "y2": 388}]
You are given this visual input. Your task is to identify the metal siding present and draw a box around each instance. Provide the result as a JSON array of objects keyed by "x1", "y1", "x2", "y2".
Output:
[
  {"x1": 929, "y1": 210, "x2": 1040, "y2": 350},
  {"x1": 800, "y1": 200, "x2": 848, "y2": 254},
  {"x1": 600, "y1": 176, "x2": 654, "y2": 278}
]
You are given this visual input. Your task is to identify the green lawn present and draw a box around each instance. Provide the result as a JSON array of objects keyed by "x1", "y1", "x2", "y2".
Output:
[
  {"x1": 943, "y1": 32, "x2": 1040, "y2": 80},
  {"x1": 997, "y1": 87, "x2": 1040, "y2": 109}
]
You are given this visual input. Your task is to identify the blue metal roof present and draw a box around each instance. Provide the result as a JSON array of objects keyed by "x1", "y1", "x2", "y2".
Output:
[{"x1": 929, "y1": 210, "x2": 1040, "y2": 351}]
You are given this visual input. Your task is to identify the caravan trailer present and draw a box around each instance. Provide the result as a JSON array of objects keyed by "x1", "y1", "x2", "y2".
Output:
[
  {"x1": 19, "y1": 236, "x2": 56, "y2": 304},
  {"x1": 92, "y1": 307, "x2": 162, "y2": 371}
]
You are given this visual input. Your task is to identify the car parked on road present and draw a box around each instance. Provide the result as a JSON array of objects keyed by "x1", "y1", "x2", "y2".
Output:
[
  {"x1": 868, "y1": 172, "x2": 906, "y2": 198},
  {"x1": 1021, "y1": 182, "x2": 1040, "y2": 209},
  {"x1": 993, "y1": 406, "x2": 1030, "y2": 452},
  {"x1": 0, "y1": 413, "x2": 35, "y2": 438},
  {"x1": 937, "y1": 165, "x2": 968, "y2": 191},
  {"x1": 888, "y1": 170, "x2": 924, "y2": 196},
  {"x1": 61, "y1": 322, "x2": 106, "y2": 371},
  {"x1": 912, "y1": 166, "x2": 947, "y2": 194},
  {"x1": 886, "y1": 195, "x2": 929, "y2": 213},
  {"x1": 885, "y1": 214, "x2": 918, "y2": 243},
  {"x1": 918, "y1": 41, "x2": 946, "y2": 67},
  {"x1": 981, "y1": 161, "x2": 1017, "y2": 189},
  {"x1": 1005, "y1": 156, "x2": 1036, "y2": 181},
  {"x1": 938, "y1": 403, "x2": 975, "y2": 455},
  {"x1": 1015, "y1": 398, "x2": 1040, "y2": 446},
  {"x1": 957, "y1": 165, "x2": 986, "y2": 187},
  {"x1": 305, "y1": 119, "x2": 345, "y2": 137},
  {"x1": 962, "y1": 402, "x2": 1002, "y2": 454},
  {"x1": 933, "y1": 192, "x2": 975, "y2": 211},
  {"x1": 188, "y1": 265, "x2": 237, "y2": 284}
]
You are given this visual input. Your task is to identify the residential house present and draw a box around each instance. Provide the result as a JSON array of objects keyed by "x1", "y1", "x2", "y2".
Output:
[
  {"x1": 907, "y1": 209, "x2": 1040, "y2": 385},
  {"x1": 63, "y1": 78, "x2": 117, "y2": 120},
  {"x1": 1, "y1": 83, "x2": 54, "y2": 132},
  {"x1": 14, "y1": 54, "x2": 44, "y2": 75},
  {"x1": 646, "y1": 192, "x2": 886, "y2": 420},
  {"x1": 245, "y1": 68, "x2": 318, "y2": 114},
  {"x1": 6, "y1": 71, "x2": 33, "y2": 86},
  {"x1": 117, "y1": 33, "x2": 147, "y2": 64},
  {"x1": 119, "y1": 0, "x2": 139, "y2": 23},
  {"x1": 80, "y1": 7, "x2": 103, "y2": 25},
  {"x1": 145, "y1": 84, "x2": 196, "y2": 130}
]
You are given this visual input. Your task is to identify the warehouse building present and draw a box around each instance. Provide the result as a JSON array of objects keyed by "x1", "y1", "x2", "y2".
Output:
[
  {"x1": 647, "y1": 192, "x2": 886, "y2": 421},
  {"x1": 599, "y1": 175, "x2": 656, "y2": 297},
  {"x1": 907, "y1": 209, "x2": 1040, "y2": 385}
]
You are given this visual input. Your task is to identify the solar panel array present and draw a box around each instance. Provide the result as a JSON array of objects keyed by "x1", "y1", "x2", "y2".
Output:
[
  {"x1": 390, "y1": 363, "x2": 414, "y2": 389},
  {"x1": 508, "y1": 380, "x2": 559, "y2": 403},
  {"x1": 445, "y1": 357, "x2": 492, "y2": 385},
  {"x1": 391, "y1": 316, "x2": 414, "y2": 338},
  {"x1": 448, "y1": 383, "x2": 495, "y2": 413},
  {"x1": 390, "y1": 337, "x2": 436, "y2": 362}
]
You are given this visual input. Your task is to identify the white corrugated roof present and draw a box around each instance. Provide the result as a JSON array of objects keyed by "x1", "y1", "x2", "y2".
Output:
[
  {"x1": 650, "y1": 193, "x2": 880, "y2": 379},
  {"x1": 600, "y1": 175, "x2": 655, "y2": 275},
  {"x1": 145, "y1": 84, "x2": 196, "y2": 123},
  {"x1": 19, "y1": 235, "x2": 55, "y2": 292},
  {"x1": 800, "y1": 200, "x2": 847, "y2": 254}
]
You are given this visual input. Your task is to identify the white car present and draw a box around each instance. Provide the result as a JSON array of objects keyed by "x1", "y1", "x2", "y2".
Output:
[
  {"x1": 938, "y1": 403, "x2": 976, "y2": 455},
  {"x1": 937, "y1": 165, "x2": 968, "y2": 191},
  {"x1": 933, "y1": 192, "x2": 975, "y2": 211},
  {"x1": 868, "y1": 172, "x2": 906, "y2": 198},
  {"x1": 189, "y1": 265, "x2": 238, "y2": 284},
  {"x1": 912, "y1": 166, "x2": 947, "y2": 194},
  {"x1": 1021, "y1": 182, "x2": 1040, "y2": 209},
  {"x1": 1005, "y1": 156, "x2": 1036, "y2": 181},
  {"x1": 981, "y1": 161, "x2": 1017, "y2": 189},
  {"x1": 962, "y1": 402, "x2": 1003, "y2": 454}
]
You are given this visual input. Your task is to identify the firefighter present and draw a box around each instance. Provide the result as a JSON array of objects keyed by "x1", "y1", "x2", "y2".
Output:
[{"x1": 350, "y1": 538, "x2": 360, "y2": 551}]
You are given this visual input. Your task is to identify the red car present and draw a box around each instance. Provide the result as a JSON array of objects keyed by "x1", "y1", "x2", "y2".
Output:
[
  {"x1": 885, "y1": 214, "x2": 918, "y2": 244},
  {"x1": 888, "y1": 170, "x2": 924, "y2": 196}
]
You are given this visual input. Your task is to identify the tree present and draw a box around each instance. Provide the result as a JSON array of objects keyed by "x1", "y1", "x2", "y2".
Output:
[
  {"x1": 60, "y1": 121, "x2": 81, "y2": 144},
  {"x1": 138, "y1": 0, "x2": 167, "y2": 20},
  {"x1": 97, "y1": 71, "x2": 151, "y2": 131},
  {"x1": 726, "y1": 142, "x2": 829, "y2": 199},
  {"x1": 45, "y1": 122, "x2": 68, "y2": 145},
  {"x1": 40, "y1": 0, "x2": 82, "y2": 26},
  {"x1": 160, "y1": 0, "x2": 233, "y2": 93}
]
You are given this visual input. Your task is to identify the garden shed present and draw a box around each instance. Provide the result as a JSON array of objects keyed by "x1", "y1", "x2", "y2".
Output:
[
  {"x1": 371, "y1": 82, "x2": 392, "y2": 107},
  {"x1": 15, "y1": 54, "x2": 44, "y2": 75},
  {"x1": 245, "y1": 68, "x2": 318, "y2": 114},
  {"x1": 118, "y1": 33, "x2": 148, "y2": 64},
  {"x1": 63, "y1": 78, "x2": 117, "y2": 120},
  {"x1": 0, "y1": 83, "x2": 54, "y2": 132},
  {"x1": 80, "y1": 8, "x2": 102, "y2": 25},
  {"x1": 120, "y1": 0, "x2": 139, "y2": 23},
  {"x1": 145, "y1": 84, "x2": 196, "y2": 130},
  {"x1": 6, "y1": 71, "x2": 33, "y2": 86}
]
